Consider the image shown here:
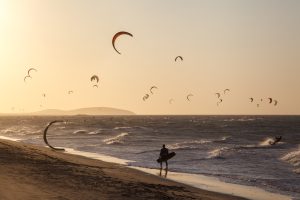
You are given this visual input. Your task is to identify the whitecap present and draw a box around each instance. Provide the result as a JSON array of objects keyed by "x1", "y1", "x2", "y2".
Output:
[{"x1": 103, "y1": 132, "x2": 128, "y2": 145}]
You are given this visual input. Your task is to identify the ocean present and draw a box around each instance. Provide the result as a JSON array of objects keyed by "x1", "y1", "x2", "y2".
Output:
[{"x1": 0, "y1": 115, "x2": 299, "y2": 199}]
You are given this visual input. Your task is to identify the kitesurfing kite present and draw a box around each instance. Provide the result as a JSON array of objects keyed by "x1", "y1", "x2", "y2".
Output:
[
  {"x1": 143, "y1": 94, "x2": 150, "y2": 101},
  {"x1": 187, "y1": 94, "x2": 194, "y2": 101},
  {"x1": 43, "y1": 120, "x2": 65, "y2": 151},
  {"x1": 224, "y1": 89, "x2": 230, "y2": 94},
  {"x1": 268, "y1": 98, "x2": 273, "y2": 104},
  {"x1": 27, "y1": 68, "x2": 37, "y2": 76},
  {"x1": 150, "y1": 86, "x2": 158, "y2": 94},
  {"x1": 215, "y1": 93, "x2": 221, "y2": 98},
  {"x1": 24, "y1": 75, "x2": 31, "y2": 82},
  {"x1": 274, "y1": 100, "x2": 278, "y2": 106},
  {"x1": 175, "y1": 56, "x2": 183, "y2": 62},
  {"x1": 249, "y1": 98, "x2": 254, "y2": 102},
  {"x1": 112, "y1": 31, "x2": 133, "y2": 54},
  {"x1": 90, "y1": 75, "x2": 99, "y2": 83}
]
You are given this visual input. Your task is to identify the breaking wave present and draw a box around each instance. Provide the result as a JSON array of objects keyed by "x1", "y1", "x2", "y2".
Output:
[
  {"x1": 281, "y1": 146, "x2": 300, "y2": 174},
  {"x1": 73, "y1": 130, "x2": 88, "y2": 134},
  {"x1": 168, "y1": 136, "x2": 230, "y2": 151},
  {"x1": 103, "y1": 132, "x2": 128, "y2": 145}
]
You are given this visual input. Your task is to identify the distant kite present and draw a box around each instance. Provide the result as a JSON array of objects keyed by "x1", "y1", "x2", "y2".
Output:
[
  {"x1": 249, "y1": 98, "x2": 254, "y2": 102},
  {"x1": 68, "y1": 90, "x2": 73, "y2": 94},
  {"x1": 187, "y1": 94, "x2": 194, "y2": 101},
  {"x1": 27, "y1": 68, "x2": 37, "y2": 76},
  {"x1": 175, "y1": 56, "x2": 183, "y2": 62},
  {"x1": 112, "y1": 31, "x2": 133, "y2": 54},
  {"x1": 150, "y1": 86, "x2": 158, "y2": 94},
  {"x1": 43, "y1": 120, "x2": 65, "y2": 151},
  {"x1": 215, "y1": 93, "x2": 221, "y2": 98},
  {"x1": 42, "y1": 93, "x2": 46, "y2": 98},
  {"x1": 93, "y1": 84, "x2": 98, "y2": 88},
  {"x1": 24, "y1": 75, "x2": 31, "y2": 82},
  {"x1": 274, "y1": 100, "x2": 278, "y2": 106},
  {"x1": 143, "y1": 94, "x2": 149, "y2": 101},
  {"x1": 90, "y1": 75, "x2": 99, "y2": 83},
  {"x1": 268, "y1": 98, "x2": 273, "y2": 104},
  {"x1": 224, "y1": 89, "x2": 230, "y2": 94}
]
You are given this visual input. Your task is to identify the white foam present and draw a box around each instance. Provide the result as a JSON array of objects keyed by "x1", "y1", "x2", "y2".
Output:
[
  {"x1": 207, "y1": 147, "x2": 230, "y2": 159},
  {"x1": 0, "y1": 135, "x2": 21, "y2": 142},
  {"x1": 281, "y1": 146, "x2": 300, "y2": 174},
  {"x1": 73, "y1": 129, "x2": 88, "y2": 134},
  {"x1": 65, "y1": 148, "x2": 133, "y2": 165},
  {"x1": 64, "y1": 146, "x2": 290, "y2": 200},
  {"x1": 103, "y1": 132, "x2": 128, "y2": 145},
  {"x1": 130, "y1": 167, "x2": 291, "y2": 200}
]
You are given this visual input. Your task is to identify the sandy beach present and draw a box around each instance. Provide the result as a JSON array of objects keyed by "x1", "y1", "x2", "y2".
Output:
[{"x1": 0, "y1": 139, "x2": 246, "y2": 200}]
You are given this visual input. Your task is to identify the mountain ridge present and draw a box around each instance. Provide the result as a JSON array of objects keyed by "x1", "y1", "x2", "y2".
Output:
[{"x1": 2, "y1": 107, "x2": 135, "y2": 116}]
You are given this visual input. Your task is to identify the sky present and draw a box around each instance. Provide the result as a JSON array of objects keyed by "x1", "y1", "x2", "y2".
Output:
[{"x1": 0, "y1": 0, "x2": 299, "y2": 115}]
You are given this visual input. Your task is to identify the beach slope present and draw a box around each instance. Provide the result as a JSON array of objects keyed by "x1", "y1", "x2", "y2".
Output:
[{"x1": 0, "y1": 139, "x2": 245, "y2": 200}]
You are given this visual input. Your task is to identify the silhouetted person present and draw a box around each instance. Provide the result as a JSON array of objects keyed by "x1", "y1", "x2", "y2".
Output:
[
  {"x1": 269, "y1": 136, "x2": 282, "y2": 145},
  {"x1": 159, "y1": 144, "x2": 169, "y2": 170}
]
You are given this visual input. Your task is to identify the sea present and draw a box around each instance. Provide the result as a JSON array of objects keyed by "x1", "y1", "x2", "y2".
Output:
[{"x1": 0, "y1": 115, "x2": 299, "y2": 199}]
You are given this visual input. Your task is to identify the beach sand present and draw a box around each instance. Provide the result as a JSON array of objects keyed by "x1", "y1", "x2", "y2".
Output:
[{"x1": 0, "y1": 139, "x2": 246, "y2": 200}]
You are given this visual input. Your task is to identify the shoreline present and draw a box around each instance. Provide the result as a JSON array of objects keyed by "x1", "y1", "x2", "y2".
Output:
[
  {"x1": 65, "y1": 146, "x2": 290, "y2": 200},
  {"x1": 0, "y1": 136, "x2": 292, "y2": 200},
  {"x1": 0, "y1": 138, "x2": 247, "y2": 200}
]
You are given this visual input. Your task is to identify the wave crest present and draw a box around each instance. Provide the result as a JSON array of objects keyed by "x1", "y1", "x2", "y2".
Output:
[
  {"x1": 281, "y1": 146, "x2": 300, "y2": 174},
  {"x1": 103, "y1": 132, "x2": 128, "y2": 145},
  {"x1": 168, "y1": 136, "x2": 230, "y2": 151}
]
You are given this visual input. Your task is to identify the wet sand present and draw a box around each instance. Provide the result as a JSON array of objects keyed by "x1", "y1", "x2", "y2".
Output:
[{"x1": 0, "y1": 139, "x2": 246, "y2": 200}]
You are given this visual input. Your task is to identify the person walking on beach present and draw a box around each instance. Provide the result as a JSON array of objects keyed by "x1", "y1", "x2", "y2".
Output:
[{"x1": 159, "y1": 144, "x2": 169, "y2": 170}]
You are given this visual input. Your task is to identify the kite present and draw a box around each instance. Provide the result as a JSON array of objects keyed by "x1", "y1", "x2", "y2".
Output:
[
  {"x1": 215, "y1": 93, "x2": 221, "y2": 98},
  {"x1": 143, "y1": 94, "x2": 150, "y2": 101},
  {"x1": 90, "y1": 75, "x2": 99, "y2": 83},
  {"x1": 24, "y1": 75, "x2": 31, "y2": 82},
  {"x1": 27, "y1": 68, "x2": 37, "y2": 76},
  {"x1": 112, "y1": 31, "x2": 133, "y2": 54},
  {"x1": 43, "y1": 120, "x2": 65, "y2": 151},
  {"x1": 268, "y1": 98, "x2": 273, "y2": 104},
  {"x1": 249, "y1": 98, "x2": 254, "y2": 102},
  {"x1": 187, "y1": 94, "x2": 194, "y2": 101},
  {"x1": 175, "y1": 56, "x2": 183, "y2": 62},
  {"x1": 224, "y1": 89, "x2": 230, "y2": 94},
  {"x1": 150, "y1": 86, "x2": 158, "y2": 94}
]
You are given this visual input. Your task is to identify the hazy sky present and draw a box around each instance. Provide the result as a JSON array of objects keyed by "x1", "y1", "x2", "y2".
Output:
[{"x1": 0, "y1": 0, "x2": 299, "y2": 115}]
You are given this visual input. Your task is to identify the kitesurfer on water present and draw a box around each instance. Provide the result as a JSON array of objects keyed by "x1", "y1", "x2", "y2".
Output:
[
  {"x1": 269, "y1": 136, "x2": 282, "y2": 145},
  {"x1": 159, "y1": 144, "x2": 169, "y2": 170}
]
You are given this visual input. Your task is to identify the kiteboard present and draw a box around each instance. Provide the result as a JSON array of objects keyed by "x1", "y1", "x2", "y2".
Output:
[{"x1": 157, "y1": 152, "x2": 176, "y2": 163}]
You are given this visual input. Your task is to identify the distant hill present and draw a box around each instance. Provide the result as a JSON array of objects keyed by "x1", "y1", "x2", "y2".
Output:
[{"x1": 25, "y1": 107, "x2": 135, "y2": 116}]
